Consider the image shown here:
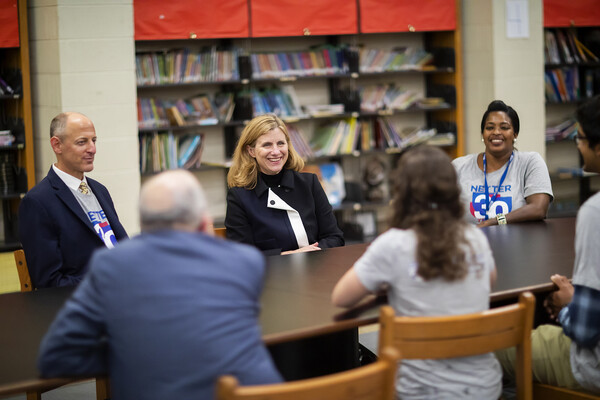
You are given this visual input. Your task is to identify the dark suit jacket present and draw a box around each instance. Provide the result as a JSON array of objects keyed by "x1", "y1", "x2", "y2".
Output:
[
  {"x1": 225, "y1": 169, "x2": 344, "y2": 254},
  {"x1": 37, "y1": 230, "x2": 282, "y2": 400},
  {"x1": 18, "y1": 167, "x2": 128, "y2": 288}
]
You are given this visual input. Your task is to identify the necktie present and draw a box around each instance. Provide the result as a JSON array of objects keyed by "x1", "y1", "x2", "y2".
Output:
[{"x1": 78, "y1": 181, "x2": 89, "y2": 195}]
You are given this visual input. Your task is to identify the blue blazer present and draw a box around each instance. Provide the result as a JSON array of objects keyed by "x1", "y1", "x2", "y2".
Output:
[
  {"x1": 225, "y1": 169, "x2": 344, "y2": 254},
  {"x1": 18, "y1": 167, "x2": 128, "y2": 288},
  {"x1": 37, "y1": 231, "x2": 282, "y2": 400}
]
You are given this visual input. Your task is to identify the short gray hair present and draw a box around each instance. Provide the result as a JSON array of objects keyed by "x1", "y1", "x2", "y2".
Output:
[
  {"x1": 50, "y1": 113, "x2": 69, "y2": 138},
  {"x1": 139, "y1": 170, "x2": 208, "y2": 232}
]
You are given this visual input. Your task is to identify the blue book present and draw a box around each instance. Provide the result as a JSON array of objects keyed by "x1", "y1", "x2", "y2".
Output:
[{"x1": 177, "y1": 135, "x2": 201, "y2": 167}]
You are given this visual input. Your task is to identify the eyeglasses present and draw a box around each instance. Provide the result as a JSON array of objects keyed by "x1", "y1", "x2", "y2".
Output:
[{"x1": 575, "y1": 134, "x2": 588, "y2": 144}]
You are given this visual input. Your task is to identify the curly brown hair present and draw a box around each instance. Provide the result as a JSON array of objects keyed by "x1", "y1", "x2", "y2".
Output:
[{"x1": 391, "y1": 146, "x2": 471, "y2": 281}]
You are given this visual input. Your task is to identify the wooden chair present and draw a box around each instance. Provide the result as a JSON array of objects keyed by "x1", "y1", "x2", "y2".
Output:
[
  {"x1": 379, "y1": 291, "x2": 536, "y2": 400},
  {"x1": 216, "y1": 346, "x2": 400, "y2": 400},
  {"x1": 214, "y1": 227, "x2": 227, "y2": 239},
  {"x1": 533, "y1": 383, "x2": 600, "y2": 400},
  {"x1": 14, "y1": 249, "x2": 34, "y2": 292},
  {"x1": 13, "y1": 249, "x2": 111, "y2": 400}
]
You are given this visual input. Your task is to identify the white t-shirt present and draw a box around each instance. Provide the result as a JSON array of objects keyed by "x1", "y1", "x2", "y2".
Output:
[
  {"x1": 452, "y1": 151, "x2": 553, "y2": 223},
  {"x1": 354, "y1": 226, "x2": 501, "y2": 400}
]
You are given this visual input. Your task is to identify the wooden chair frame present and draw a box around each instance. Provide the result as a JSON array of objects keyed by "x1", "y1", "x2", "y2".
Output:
[
  {"x1": 216, "y1": 347, "x2": 400, "y2": 400},
  {"x1": 14, "y1": 249, "x2": 33, "y2": 292},
  {"x1": 379, "y1": 291, "x2": 535, "y2": 400},
  {"x1": 534, "y1": 382, "x2": 600, "y2": 399},
  {"x1": 213, "y1": 227, "x2": 227, "y2": 239}
]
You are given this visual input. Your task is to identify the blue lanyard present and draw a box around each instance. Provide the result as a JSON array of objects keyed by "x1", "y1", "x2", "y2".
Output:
[{"x1": 483, "y1": 152, "x2": 513, "y2": 220}]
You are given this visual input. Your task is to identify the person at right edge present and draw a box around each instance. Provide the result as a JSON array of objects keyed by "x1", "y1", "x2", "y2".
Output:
[
  {"x1": 452, "y1": 100, "x2": 553, "y2": 227},
  {"x1": 496, "y1": 95, "x2": 600, "y2": 395}
]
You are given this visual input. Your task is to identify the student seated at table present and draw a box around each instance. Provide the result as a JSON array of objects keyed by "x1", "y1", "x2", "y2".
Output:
[
  {"x1": 452, "y1": 100, "x2": 553, "y2": 227},
  {"x1": 37, "y1": 170, "x2": 282, "y2": 400},
  {"x1": 225, "y1": 114, "x2": 344, "y2": 255},
  {"x1": 496, "y1": 96, "x2": 600, "y2": 395},
  {"x1": 332, "y1": 145, "x2": 501, "y2": 399}
]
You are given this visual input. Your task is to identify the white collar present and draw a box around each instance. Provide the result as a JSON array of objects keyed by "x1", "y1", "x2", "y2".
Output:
[{"x1": 52, "y1": 164, "x2": 88, "y2": 192}]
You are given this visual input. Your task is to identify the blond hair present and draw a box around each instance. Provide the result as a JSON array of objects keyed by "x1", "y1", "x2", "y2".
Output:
[{"x1": 227, "y1": 114, "x2": 304, "y2": 189}]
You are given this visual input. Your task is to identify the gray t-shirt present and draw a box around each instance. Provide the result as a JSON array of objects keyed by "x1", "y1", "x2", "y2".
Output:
[
  {"x1": 452, "y1": 151, "x2": 553, "y2": 224},
  {"x1": 354, "y1": 226, "x2": 501, "y2": 400},
  {"x1": 570, "y1": 191, "x2": 600, "y2": 392}
]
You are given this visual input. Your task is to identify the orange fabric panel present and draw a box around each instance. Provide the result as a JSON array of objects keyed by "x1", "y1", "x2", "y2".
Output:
[
  {"x1": 134, "y1": 0, "x2": 249, "y2": 40},
  {"x1": 0, "y1": 0, "x2": 19, "y2": 48},
  {"x1": 359, "y1": 0, "x2": 455, "y2": 33},
  {"x1": 250, "y1": 0, "x2": 357, "y2": 37},
  {"x1": 543, "y1": 0, "x2": 600, "y2": 27}
]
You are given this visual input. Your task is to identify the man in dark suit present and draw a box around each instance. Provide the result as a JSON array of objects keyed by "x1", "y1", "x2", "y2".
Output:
[
  {"x1": 18, "y1": 112, "x2": 127, "y2": 288},
  {"x1": 37, "y1": 170, "x2": 282, "y2": 400}
]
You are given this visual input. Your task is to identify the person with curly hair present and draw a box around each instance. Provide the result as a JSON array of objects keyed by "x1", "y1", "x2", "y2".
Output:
[{"x1": 332, "y1": 145, "x2": 500, "y2": 399}]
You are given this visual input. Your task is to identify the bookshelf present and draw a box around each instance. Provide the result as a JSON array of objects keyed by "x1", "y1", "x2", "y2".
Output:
[
  {"x1": 0, "y1": 0, "x2": 34, "y2": 250},
  {"x1": 543, "y1": 0, "x2": 600, "y2": 216},
  {"x1": 133, "y1": 0, "x2": 464, "y2": 235}
]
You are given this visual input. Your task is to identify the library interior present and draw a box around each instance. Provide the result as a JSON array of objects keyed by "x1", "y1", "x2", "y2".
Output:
[{"x1": 1, "y1": 0, "x2": 600, "y2": 399}]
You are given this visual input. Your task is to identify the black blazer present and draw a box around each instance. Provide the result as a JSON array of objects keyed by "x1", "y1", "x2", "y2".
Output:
[
  {"x1": 225, "y1": 169, "x2": 344, "y2": 255},
  {"x1": 18, "y1": 167, "x2": 128, "y2": 288}
]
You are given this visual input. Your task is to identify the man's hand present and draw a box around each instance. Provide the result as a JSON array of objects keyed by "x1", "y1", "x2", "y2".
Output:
[{"x1": 544, "y1": 274, "x2": 574, "y2": 320}]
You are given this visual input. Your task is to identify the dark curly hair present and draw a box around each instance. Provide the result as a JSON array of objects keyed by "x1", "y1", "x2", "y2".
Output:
[
  {"x1": 480, "y1": 100, "x2": 520, "y2": 135},
  {"x1": 391, "y1": 146, "x2": 471, "y2": 281},
  {"x1": 576, "y1": 95, "x2": 600, "y2": 148}
]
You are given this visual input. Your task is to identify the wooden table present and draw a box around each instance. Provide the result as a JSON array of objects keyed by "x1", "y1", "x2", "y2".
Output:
[
  {"x1": 0, "y1": 217, "x2": 577, "y2": 395},
  {"x1": 261, "y1": 217, "x2": 576, "y2": 343}
]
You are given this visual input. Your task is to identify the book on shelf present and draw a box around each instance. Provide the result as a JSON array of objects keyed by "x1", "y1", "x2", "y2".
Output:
[
  {"x1": 574, "y1": 37, "x2": 599, "y2": 62},
  {"x1": 286, "y1": 124, "x2": 314, "y2": 159},
  {"x1": 213, "y1": 92, "x2": 235, "y2": 123},
  {"x1": 247, "y1": 85, "x2": 305, "y2": 118},
  {"x1": 546, "y1": 118, "x2": 577, "y2": 142},
  {"x1": 544, "y1": 68, "x2": 579, "y2": 103},
  {"x1": 0, "y1": 76, "x2": 15, "y2": 95},
  {"x1": 189, "y1": 95, "x2": 219, "y2": 125},
  {"x1": 303, "y1": 103, "x2": 345, "y2": 117},
  {"x1": 359, "y1": 84, "x2": 419, "y2": 112},
  {"x1": 359, "y1": 46, "x2": 433, "y2": 73},
  {"x1": 426, "y1": 132, "x2": 456, "y2": 146},
  {"x1": 181, "y1": 134, "x2": 205, "y2": 170}
]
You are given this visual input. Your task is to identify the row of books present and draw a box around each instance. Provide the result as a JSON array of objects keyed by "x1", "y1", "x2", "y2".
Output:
[
  {"x1": 358, "y1": 47, "x2": 433, "y2": 73},
  {"x1": 545, "y1": 30, "x2": 599, "y2": 65},
  {"x1": 544, "y1": 68, "x2": 579, "y2": 103},
  {"x1": 546, "y1": 118, "x2": 577, "y2": 143},
  {"x1": 359, "y1": 85, "x2": 419, "y2": 112},
  {"x1": 250, "y1": 46, "x2": 349, "y2": 79},
  {"x1": 310, "y1": 117, "x2": 437, "y2": 157},
  {"x1": 138, "y1": 93, "x2": 234, "y2": 129},
  {"x1": 246, "y1": 85, "x2": 304, "y2": 118},
  {"x1": 135, "y1": 45, "x2": 439, "y2": 86},
  {"x1": 136, "y1": 47, "x2": 241, "y2": 86},
  {"x1": 139, "y1": 132, "x2": 205, "y2": 173}
]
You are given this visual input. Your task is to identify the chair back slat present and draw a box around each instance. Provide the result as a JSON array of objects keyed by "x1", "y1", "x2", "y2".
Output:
[
  {"x1": 214, "y1": 227, "x2": 227, "y2": 239},
  {"x1": 216, "y1": 347, "x2": 400, "y2": 400},
  {"x1": 14, "y1": 249, "x2": 33, "y2": 292},
  {"x1": 379, "y1": 292, "x2": 535, "y2": 400}
]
